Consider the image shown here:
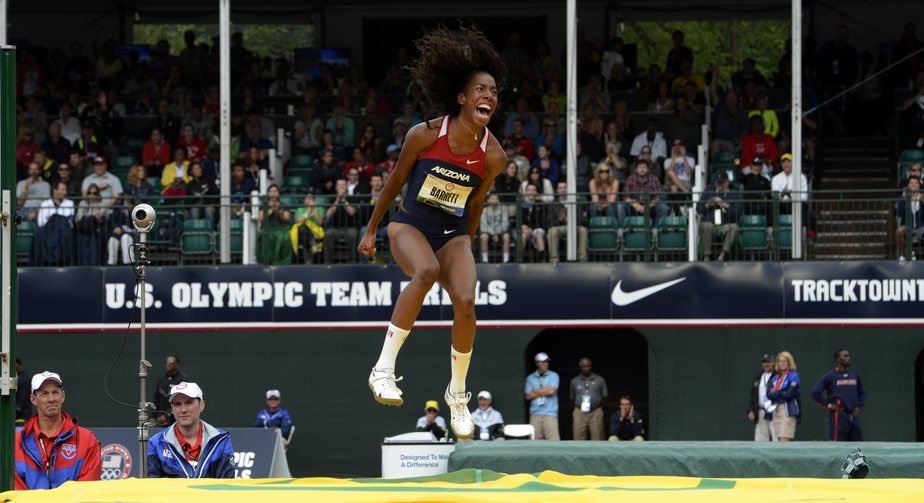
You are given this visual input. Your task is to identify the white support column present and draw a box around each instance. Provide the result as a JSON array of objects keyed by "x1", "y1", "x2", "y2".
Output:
[
  {"x1": 565, "y1": 0, "x2": 578, "y2": 262},
  {"x1": 791, "y1": 0, "x2": 803, "y2": 258},
  {"x1": 0, "y1": 0, "x2": 7, "y2": 46},
  {"x1": 219, "y1": 0, "x2": 232, "y2": 263}
]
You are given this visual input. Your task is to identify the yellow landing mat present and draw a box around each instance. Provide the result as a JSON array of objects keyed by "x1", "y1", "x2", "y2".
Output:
[{"x1": 3, "y1": 469, "x2": 923, "y2": 502}]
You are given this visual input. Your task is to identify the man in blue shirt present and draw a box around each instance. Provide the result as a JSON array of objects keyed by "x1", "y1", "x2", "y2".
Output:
[
  {"x1": 252, "y1": 389, "x2": 294, "y2": 444},
  {"x1": 524, "y1": 352, "x2": 560, "y2": 440},
  {"x1": 810, "y1": 350, "x2": 866, "y2": 441}
]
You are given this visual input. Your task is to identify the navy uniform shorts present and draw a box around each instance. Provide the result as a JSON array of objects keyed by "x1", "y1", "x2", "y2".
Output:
[{"x1": 390, "y1": 209, "x2": 469, "y2": 253}]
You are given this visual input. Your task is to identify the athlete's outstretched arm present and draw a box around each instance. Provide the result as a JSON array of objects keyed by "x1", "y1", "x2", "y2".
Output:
[
  {"x1": 358, "y1": 121, "x2": 439, "y2": 257},
  {"x1": 465, "y1": 136, "x2": 507, "y2": 241}
]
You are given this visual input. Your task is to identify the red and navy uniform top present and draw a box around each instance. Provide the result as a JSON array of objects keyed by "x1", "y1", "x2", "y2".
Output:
[
  {"x1": 810, "y1": 368, "x2": 866, "y2": 413},
  {"x1": 15, "y1": 411, "x2": 101, "y2": 490},
  {"x1": 402, "y1": 115, "x2": 489, "y2": 226}
]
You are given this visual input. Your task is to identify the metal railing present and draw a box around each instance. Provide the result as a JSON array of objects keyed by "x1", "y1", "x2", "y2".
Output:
[{"x1": 12, "y1": 188, "x2": 920, "y2": 266}]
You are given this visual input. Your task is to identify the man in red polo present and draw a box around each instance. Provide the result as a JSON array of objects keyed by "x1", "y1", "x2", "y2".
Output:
[{"x1": 15, "y1": 371, "x2": 101, "y2": 490}]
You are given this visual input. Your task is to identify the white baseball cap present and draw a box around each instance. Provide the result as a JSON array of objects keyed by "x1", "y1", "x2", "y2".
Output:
[
  {"x1": 169, "y1": 382, "x2": 203, "y2": 403},
  {"x1": 266, "y1": 389, "x2": 281, "y2": 400},
  {"x1": 535, "y1": 352, "x2": 550, "y2": 362},
  {"x1": 477, "y1": 391, "x2": 492, "y2": 400},
  {"x1": 31, "y1": 371, "x2": 63, "y2": 394}
]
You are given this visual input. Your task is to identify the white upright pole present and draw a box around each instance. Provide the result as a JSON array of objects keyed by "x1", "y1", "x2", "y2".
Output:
[
  {"x1": 565, "y1": 0, "x2": 578, "y2": 261},
  {"x1": 0, "y1": 0, "x2": 7, "y2": 45},
  {"x1": 791, "y1": 0, "x2": 803, "y2": 258},
  {"x1": 219, "y1": 0, "x2": 232, "y2": 263}
]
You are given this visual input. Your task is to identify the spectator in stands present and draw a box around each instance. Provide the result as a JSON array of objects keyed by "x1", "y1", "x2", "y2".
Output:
[
  {"x1": 572, "y1": 143, "x2": 593, "y2": 194},
  {"x1": 547, "y1": 102, "x2": 566, "y2": 137},
  {"x1": 394, "y1": 102, "x2": 423, "y2": 133},
  {"x1": 505, "y1": 140, "x2": 531, "y2": 180},
  {"x1": 603, "y1": 121, "x2": 624, "y2": 156},
  {"x1": 406, "y1": 83, "x2": 430, "y2": 117},
  {"x1": 56, "y1": 103, "x2": 81, "y2": 146},
  {"x1": 667, "y1": 97, "x2": 702, "y2": 153},
  {"x1": 107, "y1": 193, "x2": 135, "y2": 266},
  {"x1": 525, "y1": 352, "x2": 560, "y2": 441},
  {"x1": 742, "y1": 116, "x2": 779, "y2": 172},
  {"x1": 149, "y1": 99, "x2": 182, "y2": 145},
  {"x1": 771, "y1": 154, "x2": 808, "y2": 218},
  {"x1": 534, "y1": 41, "x2": 557, "y2": 86},
  {"x1": 601, "y1": 141, "x2": 631, "y2": 186},
  {"x1": 766, "y1": 351, "x2": 801, "y2": 442},
  {"x1": 739, "y1": 81, "x2": 759, "y2": 111},
  {"x1": 315, "y1": 148, "x2": 343, "y2": 195},
  {"x1": 898, "y1": 91, "x2": 924, "y2": 151},
  {"x1": 665, "y1": 30, "x2": 693, "y2": 78},
  {"x1": 648, "y1": 81, "x2": 675, "y2": 112},
  {"x1": 186, "y1": 162, "x2": 219, "y2": 229},
  {"x1": 327, "y1": 101, "x2": 355, "y2": 148},
  {"x1": 252, "y1": 390, "x2": 294, "y2": 443},
  {"x1": 68, "y1": 148, "x2": 91, "y2": 180},
  {"x1": 630, "y1": 118, "x2": 668, "y2": 164},
  {"x1": 609, "y1": 396, "x2": 645, "y2": 441},
  {"x1": 152, "y1": 356, "x2": 187, "y2": 425},
  {"x1": 810, "y1": 350, "x2": 865, "y2": 442},
  {"x1": 76, "y1": 121, "x2": 100, "y2": 160},
  {"x1": 345, "y1": 148, "x2": 375, "y2": 181},
  {"x1": 520, "y1": 166, "x2": 554, "y2": 202},
  {"x1": 535, "y1": 119, "x2": 564, "y2": 160},
  {"x1": 569, "y1": 358, "x2": 608, "y2": 441},
  {"x1": 479, "y1": 193, "x2": 510, "y2": 264},
  {"x1": 16, "y1": 126, "x2": 38, "y2": 170},
  {"x1": 356, "y1": 124, "x2": 382, "y2": 164},
  {"x1": 230, "y1": 163, "x2": 256, "y2": 209},
  {"x1": 710, "y1": 73, "x2": 749, "y2": 157},
  {"x1": 323, "y1": 178, "x2": 359, "y2": 263},
  {"x1": 495, "y1": 161, "x2": 521, "y2": 215},
  {"x1": 294, "y1": 193, "x2": 325, "y2": 263},
  {"x1": 82, "y1": 156, "x2": 122, "y2": 207},
  {"x1": 670, "y1": 60, "x2": 704, "y2": 94},
  {"x1": 130, "y1": 90, "x2": 155, "y2": 116},
  {"x1": 36, "y1": 181, "x2": 74, "y2": 228},
  {"x1": 379, "y1": 66, "x2": 408, "y2": 96},
  {"x1": 504, "y1": 98, "x2": 540, "y2": 139},
  {"x1": 817, "y1": 26, "x2": 858, "y2": 134},
  {"x1": 357, "y1": 172, "x2": 387, "y2": 264},
  {"x1": 75, "y1": 183, "x2": 107, "y2": 244},
  {"x1": 14, "y1": 371, "x2": 101, "y2": 490},
  {"x1": 30, "y1": 149, "x2": 55, "y2": 183},
  {"x1": 376, "y1": 144, "x2": 400, "y2": 174},
  {"x1": 899, "y1": 162, "x2": 923, "y2": 191},
  {"x1": 891, "y1": 22, "x2": 921, "y2": 88},
  {"x1": 773, "y1": 54, "x2": 793, "y2": 91},
  {"x1": 20, "y1": 96, "x2": 48, "y2": 145},
  {"x1": 531, "y1": 145, "x2": 559, "y2": 185},
  {"x1": 698, "y1": 172, "x2": 741, "y2": 261},
  {"x1": 520, "y1": 183, "x2": 547, "y2": 256},
  {"x1": 741, "y1": 157, "x2": 772, "y2": 222},
  {"x1": 240, "y1": 124, "x2": 272, "y2": 160},
  {"x1": 578, "y1": 75, "x2": 611, "y2": 114},
  {"x1": 683, "y1": 81, "x2": 706, "y2": 113},
  {"x1": 123, "y1": 65, "x2": 160, "y2": 97},
  {"x1": 619, "y1": 159, "x2": 668, "y2": 229},
  {"x1": 177, "y1": 124, "x2": 207, "y2": 162},
  {"x1": 268, "y1": 62, "x2": 304, "y2": 96},
  {"x1": 142, "y1": 127, "x2": 171, "y2": 177},
  {"x1": 542, "y1": 81, "x2": 566, "y2": 113},
  {"x1": 547, "y1": 181, "x2": 588, "y2": 264},
  {"x1": 149, "y1": 39, "x2": 177, "y2": 86},
  {"x1": 161, "y1": 146, "x2": 192, "y2": 196},
  {"x1": 416, "y1": 400, "x2": 448, "y2": 440},
  {"x1": 664, "y1": 140, "x2": 695, "y2": 194},
  {"x1": 318, "y1": 128, "x2": 346, "y2": 162},
  {"x1": 580, "y1": 101, "x2": 605, "y2": 143},
  {"x1": 748, "y1": 94, "x2": 780, "y2": 142},
  {"x1": 242, "y1": 146, "x2": 266, "y2": 185},
  {"x1": 731, "y1": 58, "x2": 770, "y2": 93},
  {"x1": 639, "y1": 64, "x2": 663, "y2": 93},
  {"x1": 200, "y1": 144, "x2": 221, "y2": 180},
  {"x1": 749, "y1": 354, "x2": 778, "y2": 442},
  {"x1": 123, "y1": 164, "x2": 154, "y2": 205},
  {"x1": 471, "y1": 391, "x2": 504, "y2": 441},
  {"x1": 589, "y1": 162, "x2": 619, "y2": 219},
  {"x1": 601, "y1": 37, "x2": 625, "y2": 82},
  {"x1": 257, "y1": 185, "x2": 293, "y2": 265},
  {"x1": 607, "y1": 64, "x2": 634, "y2": 93},
  {"x1": 55, "y1": 164, "x2": 80, "y2": 197},
  {"x1": 183, "y1": 103, "x2": 215, "y2": 144},
  {"x1": 896, "y1": 175, "x2": 924, "y2": 261},
  {"x1": 43, "y1": 122, "x2": 71, "y2": 165}
]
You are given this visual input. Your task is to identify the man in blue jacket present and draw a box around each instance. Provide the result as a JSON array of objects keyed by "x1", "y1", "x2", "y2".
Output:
[
  {"x1": 811, "y1": 349, "x2": 866, "y2": 441},
  {"x1": 147, "y1": 382, "x2": 235, "y2": 478},
  {"x1": 252, "y1": 389, "x2": 293, "y2": 443}
]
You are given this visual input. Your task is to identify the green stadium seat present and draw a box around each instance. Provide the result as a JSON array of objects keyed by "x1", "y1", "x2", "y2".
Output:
[
  {"x1": 181, "y1": 219, "x2": 213, "y2": 264},
  {"x1": 778, "y1": 214, "x2": 793, "y2": 249},
  {"x1": 282, "y1": 175, "x2": 310, "y2": 194},
  {"x1": 16, "y1": 221, "x2": 36, "y2": 262},
  {"x1": 148, "y1": 178, "x2": 163, "y2": 196},
  {"x1": 588, "y1": 216, "x2": 618, "y2": 251},
  {"x1": 114, "y1": 170, "x2": 129, "y2": 188},
  {"x1": 111, "y1": 156, "x2": 138, "y2": 172},
  {"x1": 656, "y1": 216, "x2": 687, "y2": 251},
  {"x1": 712, "y1": 151, "x2": 739, "y2": 165},
  {"x1": 739, "y1": 215, "x2": 768, "y2": 250},
  {"x1": 622, "y1": 216, "x2": 648, "y2": 251},
  {"x1": 216, "y1": 218, "x2": 244, "y2": 254},
  {"x1": 288, "y1": 155, "x2": 314, "y2": 172},
  {"x1": 899, "y1": 150, "x2": 924, "y2": 164},
  {"x1": 120, "y1": 137, "x2": 146, "y2": 158}
]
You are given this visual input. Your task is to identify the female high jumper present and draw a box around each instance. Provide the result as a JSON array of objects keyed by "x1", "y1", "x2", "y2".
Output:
[{"x1": 358, "y1": 25, "x2": 507, "y2": 439}]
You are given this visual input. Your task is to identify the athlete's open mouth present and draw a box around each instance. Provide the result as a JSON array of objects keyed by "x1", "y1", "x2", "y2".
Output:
[{"x1": 475, "y1": 104, "x2": 492, "y2": 119}]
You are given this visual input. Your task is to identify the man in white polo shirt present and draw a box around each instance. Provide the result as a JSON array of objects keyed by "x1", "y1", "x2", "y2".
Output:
[
  {"x1": 471, "y1": 391, "x2": 505, "y2": 441},
  {"x1": 80, "y1": 155, "x2": 123, "y2": 206}
]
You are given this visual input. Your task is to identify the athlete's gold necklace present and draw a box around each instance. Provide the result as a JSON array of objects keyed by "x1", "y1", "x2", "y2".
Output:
[{"x1": 458, "y1": 116, "x2": 479, "y2": 141}]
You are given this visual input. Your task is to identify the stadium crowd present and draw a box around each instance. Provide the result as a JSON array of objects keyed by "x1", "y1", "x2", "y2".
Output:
[{"x1": 11, "y1": 22, "x2": 924, "y2": 265}]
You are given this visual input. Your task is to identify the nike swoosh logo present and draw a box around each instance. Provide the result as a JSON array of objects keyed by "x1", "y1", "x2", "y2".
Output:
[
  {"x1": 466, "y1": 159, "x2": 480, "y2": 164},
  {"x1": 611, "y1": 278, "x2": 686, "y2": 306},
  {"x1": 444, "y1": 229, "x2": 456, "y2": 234}
]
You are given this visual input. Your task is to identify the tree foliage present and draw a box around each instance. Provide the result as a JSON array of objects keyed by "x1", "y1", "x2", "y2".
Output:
[
  {"x1": 622, "y1": 20, "x2": 790, "y2": 86},
  {"x1": 134, "y1": 24, "x2": 317, "y2": 60}
]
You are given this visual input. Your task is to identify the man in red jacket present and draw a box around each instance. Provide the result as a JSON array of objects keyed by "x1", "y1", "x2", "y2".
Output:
[
  {"x1": 741, "y1": 115, "x2": 778, "y2": 173},
  {"x1": 15, "y1": 371, "x2": 101, "y2": 490}
]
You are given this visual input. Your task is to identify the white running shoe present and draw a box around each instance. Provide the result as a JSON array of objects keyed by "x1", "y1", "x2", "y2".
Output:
[
  {"x1": 368, "y1": 367, "x2": 403, "y2": 406},
  {"x1": 444, "y1": 385, "x2": 475, "y2": 439}
]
